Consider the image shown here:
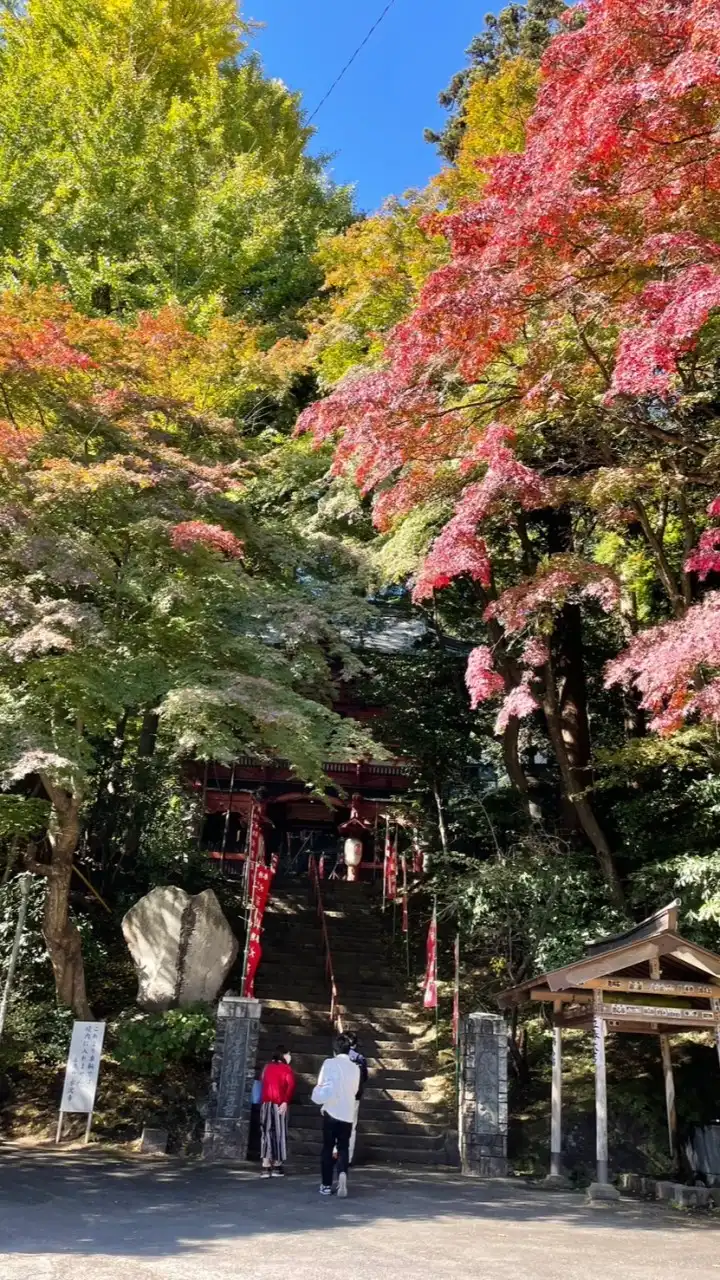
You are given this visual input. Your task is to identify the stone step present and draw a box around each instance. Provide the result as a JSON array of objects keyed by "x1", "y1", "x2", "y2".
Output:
[
  {"x1": 260, "y1": 1012, "x2": 420, "y2": 1037},
  {"x1": 258, "y1": 1008, "x2": 332, "y2": 1029},
  {"x1": 259, "y1": 968, "x2": 397, "y2": 988},
  {"x1": 259, "y1": 1011, "x2": 428, "y2": 1041},
  {"x1": 287, "y1": 1142, "x2": 454, "y2": 1167},
  {"x1": 290, "y1": 1105, "x2": 448, "y2": 1129},
  {"x1": 257, "y1": 965, "x2": 396, "y2": 983},
  {"x1": 286, "y1": 1116, "x2": 445, "y2": 1136},
  {"x1": 357, "y1": 1094, "x2": 442, "y2": 1115},
  {"x1": 255, "y1": 1033, "x2": 419, "y2": 1054},
  {"x1": 286, "y1": 1091, "x2": 441, "y2": 1116},
  {"x1": 267, "y1": 1069, "x2": 427, "y2": 1094},
  {"x1": 269, "y1": 1052, "x2": 427, "y2": 1073},
  {"x1": 259, "y1": 998, "x2": 419, "y2": 1017},
  {"x1": 288, "y1": 1127, "x2": 448, "y2": 1152}
]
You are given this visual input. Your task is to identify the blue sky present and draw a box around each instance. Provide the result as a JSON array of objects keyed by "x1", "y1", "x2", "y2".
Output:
[{"x1": 246, "y1": 2, "x2": 491, "y2": 213}]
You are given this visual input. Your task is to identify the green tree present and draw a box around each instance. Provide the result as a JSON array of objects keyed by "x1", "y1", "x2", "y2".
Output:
[
  {"x1": 0, "y1": 0, "x2": 352, "y2": 320},
  {"x1": 0, "y1": 291, "x2": 376, "y2": 1015},
  {"x1": 425, "y1": 0, "x2": 567, "y2": 161}
]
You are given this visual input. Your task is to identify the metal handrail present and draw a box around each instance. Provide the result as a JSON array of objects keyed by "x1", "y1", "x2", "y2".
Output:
[{"x1": 308, "y1": 855, "x2": 344, "y2": 1033}]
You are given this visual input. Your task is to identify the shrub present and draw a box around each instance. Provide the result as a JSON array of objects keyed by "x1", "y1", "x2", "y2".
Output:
[{"x1": 110, "y1": 1007, "x2": 216, "y2": 1077}]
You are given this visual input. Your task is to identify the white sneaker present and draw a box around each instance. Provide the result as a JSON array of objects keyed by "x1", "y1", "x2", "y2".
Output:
[
  {"x1": 337, "y1": 1172, "x2": 348, "y2": 1199},
  {"x1": 319, "y1": 1185, "x2": 332, "y2": 1196}
]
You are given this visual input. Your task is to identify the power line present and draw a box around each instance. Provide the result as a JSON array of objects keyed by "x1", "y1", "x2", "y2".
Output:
[{"x1": 307, "y1": 0, "x2": 400, "y2": 124}]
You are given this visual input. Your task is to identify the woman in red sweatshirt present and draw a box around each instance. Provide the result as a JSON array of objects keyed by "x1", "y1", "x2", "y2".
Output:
[{"x1": 260, "y1": 1045, "x2": 296, "y2": 1176}]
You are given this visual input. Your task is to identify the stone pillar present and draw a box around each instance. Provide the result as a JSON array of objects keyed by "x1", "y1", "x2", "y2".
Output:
[
  {"x1": 458, "y1": 1012, "x2": 508, "y2": 1177},
  {"x1": 203, "y1": 995, "x2": 261, "y2": 1161}
]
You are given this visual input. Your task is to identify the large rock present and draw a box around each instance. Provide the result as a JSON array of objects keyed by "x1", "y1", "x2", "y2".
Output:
[{"x1": 122, "y1": 886, "x2": 238, "y2": 1010}]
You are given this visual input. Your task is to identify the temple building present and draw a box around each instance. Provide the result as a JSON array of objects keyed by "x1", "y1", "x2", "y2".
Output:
[{"x1": 197, "y1": 755, "x2": 413, "y2": 878}]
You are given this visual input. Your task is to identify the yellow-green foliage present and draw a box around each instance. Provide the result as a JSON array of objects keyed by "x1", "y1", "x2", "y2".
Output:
[
  {"x1": 309, "y1": 193, "x2": 448, "y2": 387},
  {"x1": 373, "y1": 502, "x2": 451, "y2": 585},
  {"x1": 0, "y1": 0, "x2": 351, "y2": 319},
  {"x1": 436, "y1": 57, "x2": 540, "y2": 206}
]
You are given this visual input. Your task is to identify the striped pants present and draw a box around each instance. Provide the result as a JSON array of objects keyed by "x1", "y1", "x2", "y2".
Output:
[{"x1": 260, "y1": 1103, "x2": 288, "y2": 1167}]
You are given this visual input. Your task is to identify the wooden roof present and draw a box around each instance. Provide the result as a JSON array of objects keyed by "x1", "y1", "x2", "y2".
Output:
[{"x1": 497, "y1": 901, "x2": 720, "y2": 1035}]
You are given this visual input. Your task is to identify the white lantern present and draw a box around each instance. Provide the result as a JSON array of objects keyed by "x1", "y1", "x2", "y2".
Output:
[{"x1": 343, "y1": 837, "x2": 363, "y2": 881}]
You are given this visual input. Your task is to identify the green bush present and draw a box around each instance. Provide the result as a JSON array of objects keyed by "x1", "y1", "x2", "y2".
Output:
[
  {"x1": 110, "y1": 1007, "x2": 216, "y2": 1077},
  {"x1": 0, "y1": 876, "x2": 55, "y2": 1004},
  {"x1": 0, "y1": 999, "x2": 75, "y2": 1070}
]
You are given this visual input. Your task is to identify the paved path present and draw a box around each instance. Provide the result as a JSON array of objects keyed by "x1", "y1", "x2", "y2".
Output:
[{"x1": 0, "y1": 1149, "x2": 718, "y2": 1280}]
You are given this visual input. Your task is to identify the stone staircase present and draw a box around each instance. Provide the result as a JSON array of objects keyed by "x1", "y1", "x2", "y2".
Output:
[{"x1": 254, "y1": 878, "x2": 457, "y2": 1169}]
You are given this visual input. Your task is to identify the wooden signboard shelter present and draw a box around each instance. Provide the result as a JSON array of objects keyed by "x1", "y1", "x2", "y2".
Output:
[{"x1": 497, "y1": 901, "x2": 720, "y2": 1199}]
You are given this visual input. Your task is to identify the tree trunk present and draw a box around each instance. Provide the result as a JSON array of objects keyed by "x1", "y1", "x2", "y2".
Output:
[
  {"x1": 554, "y1": 602, "x2": 592, "y2": 790},
  {"x1": 502, "y1": 717, "x2": 542, "y2": 823},
  {"x1": 432, "y1": 778, "x2": 450, "y2": 855},
  {"x1": 540, "y1": 506, "x2": 624, "y2": 900},
  {"x1": 545, "y1": 509, "x2": 593, "y2": 798},
  {"x1": 121, "y1": 709, "x2": 160, "y2": 867},
  {"x1": 483, "y1": 609, "x2": 544, "y2": 825},
  {"x1": 540, "y1": 666, "x2": 625, "y2": 908},
  {"x1": 36, "y1": 778, "x2": 92, "y2": 1019}
]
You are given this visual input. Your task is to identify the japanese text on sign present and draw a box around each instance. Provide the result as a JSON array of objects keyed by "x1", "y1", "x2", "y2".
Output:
[{"x1": 60, "y1": 1022, "x2": 105, "y2": 1114}]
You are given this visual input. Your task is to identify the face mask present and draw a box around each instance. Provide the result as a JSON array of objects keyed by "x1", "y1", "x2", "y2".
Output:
[{"x1": 284, "y1": 1053, "x2": 292, "y2": 1064}]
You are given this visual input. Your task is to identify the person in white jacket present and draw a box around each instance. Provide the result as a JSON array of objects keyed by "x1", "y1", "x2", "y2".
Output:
[{"x1": 311, "y1": 1033, "x2": 360, "y2": 1198}]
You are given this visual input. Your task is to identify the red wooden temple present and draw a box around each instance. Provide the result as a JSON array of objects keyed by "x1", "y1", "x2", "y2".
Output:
[{"x1": 193, "y1": 755, "x2": 413, "y2": 878}]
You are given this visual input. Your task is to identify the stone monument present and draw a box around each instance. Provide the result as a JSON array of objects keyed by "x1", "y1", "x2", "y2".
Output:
[
  {"x1": 203, "y1": 995, "x2": 261, "y2": 1161},
  {"x1": 122, "y1": 886, "x2": 238, "y2": 1010},
  {"x1": 458, "y1": 1012, "x2": 508, "y2": 1177}
]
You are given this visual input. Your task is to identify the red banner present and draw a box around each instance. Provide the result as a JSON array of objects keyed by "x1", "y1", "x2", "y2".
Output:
[
  {"x1": 385, "y1": 833, "x2": 398, "y2": 901},
  {"x1": 423, "y1": 907, "x2": 437, "y2": 1009},
  {"x1": 244, "y1": 928, "x2": 262, "y2": 998},
  {"x1": 401, "y1": 853, "x2": 409, "y2": 933},
  {"x1": 242, "y1": 851, "x2": 278, "y2": 997},
  {"x1": 452, "y1": 932, "x2": 460, "y2": 1045},
  {"x1": 251, "y1": 864, "x2": 273, "y2": 921},
  {"x1": 247, "y1": 803, "x2": 264, "y2": 877}
]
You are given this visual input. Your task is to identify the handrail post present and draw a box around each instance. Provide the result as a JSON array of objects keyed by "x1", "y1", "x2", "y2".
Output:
[{"x1": 308, "y1": 850, "x2": 342, "y2": 1031}]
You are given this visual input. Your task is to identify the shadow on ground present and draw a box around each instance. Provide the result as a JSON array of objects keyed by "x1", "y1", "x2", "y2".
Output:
[{"x1": 0, "y1": 1145, "x2": 717, "y2": 1264}]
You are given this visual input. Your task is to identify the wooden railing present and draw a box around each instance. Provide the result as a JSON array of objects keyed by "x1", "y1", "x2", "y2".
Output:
[{"x1": 308, "y1": 854, "x2": 344, "y2": 1033}]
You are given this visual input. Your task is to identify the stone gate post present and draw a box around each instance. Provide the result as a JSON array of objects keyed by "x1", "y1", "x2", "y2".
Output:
[
  {"x1": 203, "y1": 995, "x2": 261, "y2": 1161},
  {"x1": 458, "y1": 1011, "x2": 508, "y2": 1177}
]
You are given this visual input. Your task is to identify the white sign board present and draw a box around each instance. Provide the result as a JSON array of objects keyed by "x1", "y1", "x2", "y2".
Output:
[{"x1": 60, "y1": 1021, "x2": 105, "y2": 1114}]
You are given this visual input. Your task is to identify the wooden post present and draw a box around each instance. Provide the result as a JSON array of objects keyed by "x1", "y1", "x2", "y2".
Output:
[
  {"x1": 712, "y1": 998, "x2": 720, "y2": 1069},
  {"x1": 593, "y1": 988, "x2": 609, "y2": 1185},
  {"x1": 550, "y1": 1010, "x2": 563, "y2": 1179},
  {"x1": 55, "y1": 1110, "x2": 64, "y2": 1145},
  {"x1": 650, "y1": 956, "x2": 678, "y2": 1167},
  {"x1": 659, "y1": 1036, "x2": 677, "y2": 1165}
]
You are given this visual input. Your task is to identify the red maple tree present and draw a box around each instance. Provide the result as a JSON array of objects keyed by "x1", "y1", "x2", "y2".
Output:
[{"x1": 298, "y1": 0, "x2": 720, "y2": 903}]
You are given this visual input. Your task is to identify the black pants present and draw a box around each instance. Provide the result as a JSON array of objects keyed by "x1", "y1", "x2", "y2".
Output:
[{"x1": 321, "y1": 1113, "x2": 352, "y2": 1187}]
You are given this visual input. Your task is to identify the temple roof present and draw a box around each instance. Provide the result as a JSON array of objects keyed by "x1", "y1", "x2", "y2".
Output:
[{"x1": 496, "y1": 902, "x2": 720, "y2": 1035}]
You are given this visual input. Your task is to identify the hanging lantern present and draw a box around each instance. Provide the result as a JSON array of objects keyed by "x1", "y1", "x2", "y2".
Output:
[
  {"x1": 343, "y1": 836, "x2": 364, "y2": 882},
  {"x1": 338, "y1": 794, "x2": 372, "y2": 885}
]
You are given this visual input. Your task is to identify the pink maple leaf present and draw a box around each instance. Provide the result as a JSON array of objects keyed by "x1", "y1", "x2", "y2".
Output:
[{"x1": 170, "y1": 521, "x2": 244, "y2": 559}]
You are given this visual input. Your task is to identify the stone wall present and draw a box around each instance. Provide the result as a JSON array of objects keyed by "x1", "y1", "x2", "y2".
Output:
[
  {"x1": 203, "y1": 996, "x2": 261, "y2": 1161},
  {"x1": 458, "y1": 1011, "x2": 508, "y2": 1177}
]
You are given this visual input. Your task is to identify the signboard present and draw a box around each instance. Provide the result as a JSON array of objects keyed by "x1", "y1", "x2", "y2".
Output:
[
  {"x1": 57, "y1": 1021, "x2": 105, "y2": 1142},
  {"x1": 601, "y1": 1002, "x2": 717, "y2": 1025}
]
